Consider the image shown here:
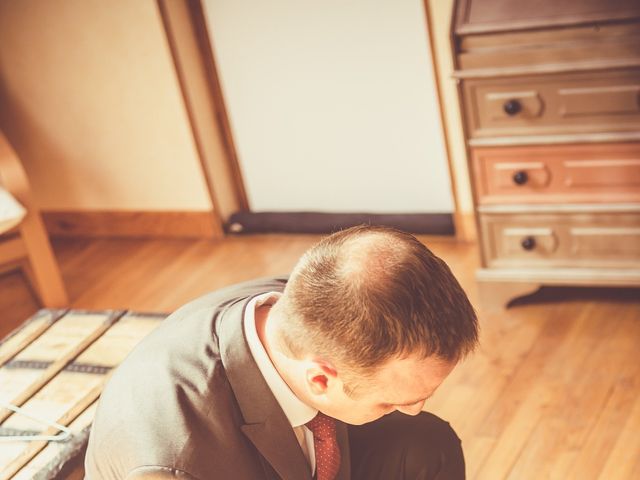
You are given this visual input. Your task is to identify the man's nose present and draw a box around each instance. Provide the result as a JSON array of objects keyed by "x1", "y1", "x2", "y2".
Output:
[{"x1": 396, "y1": 401, "x2": 425, "y2": 416}]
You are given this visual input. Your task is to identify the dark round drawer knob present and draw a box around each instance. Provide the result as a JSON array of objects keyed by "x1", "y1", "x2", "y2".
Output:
[
  {"x1": 521, "y1": 236, "x2": 536, "y2": 251},
  {"x1": 503, "y1": 99, "x2": 522, "y2": 116},
  {"x1": 513, "y1": 170, "x2": 529, "y2": 185}
]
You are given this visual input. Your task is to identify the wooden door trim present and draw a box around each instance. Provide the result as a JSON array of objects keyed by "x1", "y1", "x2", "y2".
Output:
[
  {"x1": 157, "y1": 0, "x2": 249, "y2": 235},
  {"x1": 424, "y1": 0, "x2": 475, "y2": 242}
]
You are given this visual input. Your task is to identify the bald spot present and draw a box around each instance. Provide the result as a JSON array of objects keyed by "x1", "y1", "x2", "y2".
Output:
[{"x1": 336, "y1": 232, "x2": 410, "y2": 288}]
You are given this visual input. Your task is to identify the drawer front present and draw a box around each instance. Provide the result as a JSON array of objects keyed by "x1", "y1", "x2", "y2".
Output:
[
  {"x1": 456, "y1": 22, "x2": 640, "y2": 71},
  {"x1": 462, "y1": 69, "x2": 640, "y2": 138},
  {"x1": 472, "y1": 143, "x2": 640, "y2": 204},
  {"x1": 480, "y1": 211, "x2": 640, "y2": 268}
]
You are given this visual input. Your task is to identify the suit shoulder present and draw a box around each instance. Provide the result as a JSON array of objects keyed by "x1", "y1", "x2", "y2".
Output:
[{"x1": 167, "y1": 277, "x2": 287, "y2": 320}]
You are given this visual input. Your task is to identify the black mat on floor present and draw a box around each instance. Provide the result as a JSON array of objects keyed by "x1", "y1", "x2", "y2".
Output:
[{"x1": 226, "y1": 212, "x2": 455, "y2": 235}]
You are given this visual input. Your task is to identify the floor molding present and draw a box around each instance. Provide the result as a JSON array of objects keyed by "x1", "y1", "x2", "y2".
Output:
[{"x1": 42, "y1": 210, "x2": 219, "y2": 239}]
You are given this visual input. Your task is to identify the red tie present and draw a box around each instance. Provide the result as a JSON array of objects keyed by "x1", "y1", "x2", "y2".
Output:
[{"x1": 306, "y1": 412, "x2": 341, "y2": 480}]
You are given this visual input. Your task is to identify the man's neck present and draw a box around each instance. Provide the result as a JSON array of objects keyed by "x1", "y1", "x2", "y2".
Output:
[{"x1": 255, "y1": 304, "x2": 311, "y2": 406}]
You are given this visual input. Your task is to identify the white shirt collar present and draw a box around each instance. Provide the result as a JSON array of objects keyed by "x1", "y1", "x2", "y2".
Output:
[{"x1": 244, "y1": 292, "x2": 317, "y2": 428}]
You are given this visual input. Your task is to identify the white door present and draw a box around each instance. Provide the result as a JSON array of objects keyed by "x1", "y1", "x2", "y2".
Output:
[{"x1": 202, "y1": 0, "x2": 454, "y2": 214}]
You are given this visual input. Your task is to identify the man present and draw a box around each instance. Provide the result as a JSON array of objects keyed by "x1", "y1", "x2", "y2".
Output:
[{"x1": 85, "y1": 225, "x2": 478, "y2": 479}]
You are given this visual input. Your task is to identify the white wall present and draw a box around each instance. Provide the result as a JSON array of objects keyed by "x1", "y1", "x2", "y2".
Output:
[
  {"x1": 203, "y1": 0, "x2": 454, "y2": 213},
  {"x1": 0, "y1": 0, "x2": 213, "y2": 211}
]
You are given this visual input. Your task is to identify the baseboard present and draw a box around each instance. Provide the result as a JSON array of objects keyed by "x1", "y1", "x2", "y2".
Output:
[
  {"x1": 226, "y1": 211, "x2": 455, "y2": 235},
  {"x1": 42, "y1": 210, "x2": 221, "y2": 239}
]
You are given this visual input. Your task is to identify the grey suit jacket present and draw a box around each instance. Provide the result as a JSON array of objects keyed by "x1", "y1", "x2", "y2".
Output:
[{"x1": 84, "y1": 278, "x2": 351, "y2": 480}]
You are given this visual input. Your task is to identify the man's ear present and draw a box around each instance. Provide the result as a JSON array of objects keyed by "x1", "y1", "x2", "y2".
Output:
[{"x1": 305, "y1": 361, "x2": 338, "y2": 395}]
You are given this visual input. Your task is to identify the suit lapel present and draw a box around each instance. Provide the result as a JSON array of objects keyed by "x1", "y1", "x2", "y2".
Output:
[{"x1": 218, "y1": 298, "x2": 313, "y2": 480}]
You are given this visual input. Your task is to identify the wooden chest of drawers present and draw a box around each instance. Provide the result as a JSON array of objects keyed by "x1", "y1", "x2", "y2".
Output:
[{"x1": 452, "y1": 0, "x2": 640, "y2": 307}]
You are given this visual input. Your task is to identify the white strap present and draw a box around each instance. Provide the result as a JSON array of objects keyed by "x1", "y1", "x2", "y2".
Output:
[{"x1": 0, "y1": 401, "x2": 71, "y2": 442}]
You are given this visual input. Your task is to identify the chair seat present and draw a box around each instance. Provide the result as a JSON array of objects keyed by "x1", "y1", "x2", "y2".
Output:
[{"x1": 0, "y1": 186, "x2": 27, "y2": 235}]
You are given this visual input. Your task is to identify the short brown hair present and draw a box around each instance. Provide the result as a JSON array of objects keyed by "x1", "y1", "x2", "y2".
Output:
[{"x1": 276, "y1": 225, "x2": 478, "y2": 374}]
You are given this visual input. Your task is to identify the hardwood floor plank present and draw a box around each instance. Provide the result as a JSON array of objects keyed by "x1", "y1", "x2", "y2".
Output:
[
  {"x1": 597, "y1": 390, "x2": 640, "y2": 480},
  {"x1": 469, "y1": 304, "x2": 579, "y2": 478},
  {"x1": 1, "y1": 235, "x2": 639, "y2": 479},
  {"x1": 508, "y1": 302, "x2": 640, "y2": 478},
  {"x1": 0, "y1": 270, "x2": 39, "y2": 339}
]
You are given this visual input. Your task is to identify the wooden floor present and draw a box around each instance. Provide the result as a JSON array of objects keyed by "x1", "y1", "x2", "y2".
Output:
[{"x1": 1, "y1": 235, "x2": 639, "y2": 479}]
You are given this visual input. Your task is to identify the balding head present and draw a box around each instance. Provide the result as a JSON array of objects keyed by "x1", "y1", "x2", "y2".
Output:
[
  {"x1": 334, "y1": 230, "x2": 407, "y2": 284},
  {"x1": 273, "y1": 225, "x2": 478, "y2": 380}
]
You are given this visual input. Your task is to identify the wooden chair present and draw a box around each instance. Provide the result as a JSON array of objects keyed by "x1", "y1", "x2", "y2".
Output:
[{"x1": 0, "y1": 130, "x2": 68, "y2": 307}]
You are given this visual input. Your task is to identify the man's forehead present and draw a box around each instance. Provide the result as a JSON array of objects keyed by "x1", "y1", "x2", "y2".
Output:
[
  {"x1": 378, "y1": 354, "x2": 455, "y2": 376},
  {"x1": 372, "y1": 355, "x2": 455, "y2": 396}
]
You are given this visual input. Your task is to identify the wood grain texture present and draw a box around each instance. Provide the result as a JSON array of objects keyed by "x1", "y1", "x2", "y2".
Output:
[
  {"x1": 456, "y1": 21, "x2": 640, "y2": 72},
  {"x1": 468, "y1": 132, "x2": 640, "y2": 147},
  {"x1": 453, "y1": 0, "x2": 640, "y2": 35},
  {"x1": 0, "y1": 235, "x2": 639, "y2": 479},
  {"x1": 471, "y1": 143, "x2": 640, "y2": 205},
  {"x1": 462, "y1": 69, "x2": 640, "y2": 140},
  {"x1": 42, "y1": 210, "x2": 219, "y2": 239},
  {"x1": 479, "y1": 210, "x2": 640, "y2": 269},
  {"x1": 0, "y1": 235, "x2": 26, "y2": 265},
  {"x1": 0, "y1": 309, "x2": 65, "y2": 367}
]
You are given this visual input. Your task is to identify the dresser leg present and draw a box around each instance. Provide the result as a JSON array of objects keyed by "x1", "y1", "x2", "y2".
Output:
[{"x1": 477, "y1": 281, "x2": 540, "y2": 310}]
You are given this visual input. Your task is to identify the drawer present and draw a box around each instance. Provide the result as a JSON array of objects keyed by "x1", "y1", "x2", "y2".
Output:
[
  {"x1": 453, "y1": 0, "x2": 640, "y2": 36},
  {"x1": 471, "y1": 143, "x2": 640, "y2": 205},
  {"x1": 479, "y1": 208, "x2": 640, "y2": 269},
  {"x1": 462, "y1": 69, "x2": 640, "y2": 139},
  {"x1": 456, "y1": 22, "x2": 640, "y2": 71}
]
